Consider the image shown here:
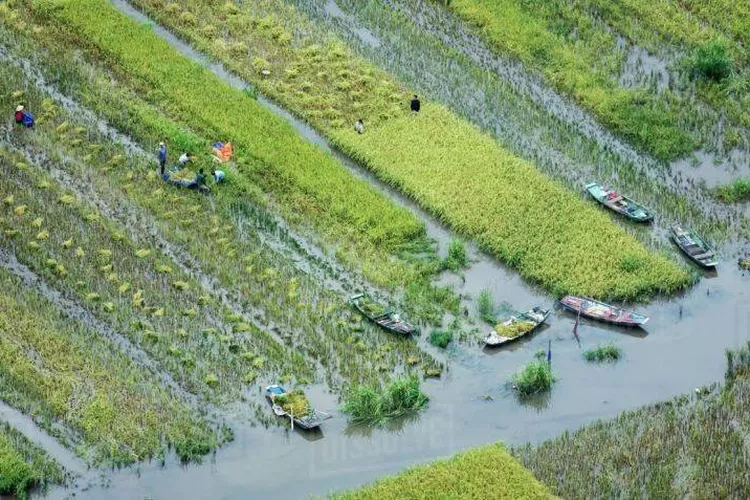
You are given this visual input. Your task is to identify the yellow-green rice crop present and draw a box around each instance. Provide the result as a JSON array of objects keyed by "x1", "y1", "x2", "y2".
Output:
[
  {"x1": 0, "y1": 267, "x2": 219, "y2": 466},
  {"x1": 44, "y1": 0, "x2": 692, "y2": 299},
  {"x1": 333, "y1": 442, "x2": 552, "y2": 499},
  {"x1": 336, "y1": 107, "x2": 691, "y2": 299}
]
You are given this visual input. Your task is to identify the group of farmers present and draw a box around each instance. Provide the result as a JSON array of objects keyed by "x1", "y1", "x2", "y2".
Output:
[
  {"x1": 15, "y1": 92, "x2": 423, "y2": 190},
  {"x1": 158, "y1": 141, "x2": 227, "y2": 192},
  {"x1": 13, "y1": 103, "x2": 225, "y2": 193}
]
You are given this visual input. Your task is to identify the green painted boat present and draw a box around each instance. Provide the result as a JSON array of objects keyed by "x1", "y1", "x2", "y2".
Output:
[
  {"x1": 671, "y1": 225, "x2": 717, "y2": 268},
  {"x1": 586, "y1": 182, "x2": 653, "y2": 222}
]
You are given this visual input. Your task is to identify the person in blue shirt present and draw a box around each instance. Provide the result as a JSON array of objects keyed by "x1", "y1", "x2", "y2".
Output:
[
  {"x1": 157, "y1": 142, "x2": 167, "y2": 175},
  {"x1": 211, "y1": 169, "x2": 225, "y2": 183}
]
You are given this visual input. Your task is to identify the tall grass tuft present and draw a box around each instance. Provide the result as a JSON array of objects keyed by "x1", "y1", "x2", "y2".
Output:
[
  {"x1": 477, "y1": 288, "x2": 495, "y2": 324},
  {"x1": 583, "y1": 343, "x2": 621, "y2": 363},
  {"x1": 343, "y1": 376, "x2": 428, "y2": 425},
  {"x1": 692, "y1": 39, "x2": 733, "y2": 82},
  {"x1": 512, "y1": 360, "x2": 555, "y2": 396},
  {"x1": 713, "y1": 179, "x2": 750, "y2": 203},
  {"x1": 443, "y1": 239, "x2": 467, "y2": 272},
  {"x1": 429, "y1": 329, "x2": 453, "y2": 348}
]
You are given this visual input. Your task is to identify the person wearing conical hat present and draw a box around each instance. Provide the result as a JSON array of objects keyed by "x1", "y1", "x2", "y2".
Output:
[{"x1": 14, "y1": 105, "x2": 24, "y2": 124}]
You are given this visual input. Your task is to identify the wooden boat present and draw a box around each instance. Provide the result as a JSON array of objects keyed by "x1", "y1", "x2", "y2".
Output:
[
  {"x1": 670, "y1": 225, "x2": 717, "y2": 268},
  {"x1": 585, "y1": 183, "x2": 653, "y2": 222},
  {"x1": 264, "y1": 385, "x2": 331, "y2": 430},
  {"x1": 484, "y1": 306, "x2": 550, "y2": 346},
  {"x1": 559, "y1": 296, "x2": 649, "y2": 327},
  {"x1": 349, "y1": 293, "x2": 417, "y2": 335}
]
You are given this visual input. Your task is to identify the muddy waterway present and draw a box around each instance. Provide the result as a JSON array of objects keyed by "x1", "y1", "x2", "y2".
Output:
[{"x1": 25, "y1": 1, "x2": 750, "y2": 498}]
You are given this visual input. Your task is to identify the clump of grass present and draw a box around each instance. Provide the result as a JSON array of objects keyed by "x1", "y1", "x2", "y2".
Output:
[
  {"x1": 512, "y1": 360, "x2": 555, "y2": 396},
  {"x1": 477, "y1": 288, "x2": 495, "y2": 324},
  {"x1": 0, "y1": 421, "x2": 66, "y2": 499},
  {"x1": 691, "y1": 39, "x2": 733, "y2": 82},
  {"x1": 583, "y1": 343, "x2": 622, "y2": 363},
  {"x1": 343, "y1": 376, "x2": 428, "y2": 425},
  {"x1": 713, "y1": 179, "x2": 750, "y2": 203},
  {"x1": 429, "y1": 329, "x2": 453, "y2": 348},
  {"x1": 442, "y1": 238, "x2": 467, "y2": 272}
]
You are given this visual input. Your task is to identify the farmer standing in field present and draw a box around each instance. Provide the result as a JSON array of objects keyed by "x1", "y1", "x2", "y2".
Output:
[
  {"x1": 410, "y1": 95, "x2": 420, "y2": 113},
  {"x1": 157, "y1": 142, "x2": 167, "y2": 175}
]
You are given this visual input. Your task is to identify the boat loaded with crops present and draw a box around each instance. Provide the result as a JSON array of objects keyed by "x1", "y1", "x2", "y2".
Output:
[
  {"x1": 484, "y1": 306, "x2": 551, "y2": 347},
  {"x1": 349, "y1": 293, "x2": 417, "y2": 335},
  {"x1": 559, "y1": 296, "x2": 649, "y2": 327},
  {"x1": 585, "y1": 182, "x2": 653, "y2": 222},
  {"x1": 670, "y1": 225, "x2": 717, "y2": 268},
  {"x1": 264, "y1": 385, "x2": 331, "y2": 430}
]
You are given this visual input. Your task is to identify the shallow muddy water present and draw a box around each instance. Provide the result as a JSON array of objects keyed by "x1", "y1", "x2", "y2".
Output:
[{"x1": 26, "y1": 1, "x2": 750, "y2": 498}]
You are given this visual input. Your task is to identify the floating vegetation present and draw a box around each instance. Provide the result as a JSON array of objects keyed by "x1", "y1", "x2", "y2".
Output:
[
  {"x1": 442, "y1": 238, "x2": 468, "y2": 272},
  {"x1": 512, "y1": 360, "x2": 555, "y2": 397},
  {"x1": 477, "y1": 289, "x2": 495, "y2": 324},
  {"x1": 428, "y1": 329, "x2": 453, "y2": 348},
  {"x1": 583, "y1": 344, "x2": 622, "y2": 363},
  {"x1": 342, "y1": 376, "x2": 428, "y2": 425}
]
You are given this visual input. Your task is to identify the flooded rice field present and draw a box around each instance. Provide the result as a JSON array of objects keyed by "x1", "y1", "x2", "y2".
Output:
[{"x1": 15, "y1": 2, "x2": 746, "y2": 499}]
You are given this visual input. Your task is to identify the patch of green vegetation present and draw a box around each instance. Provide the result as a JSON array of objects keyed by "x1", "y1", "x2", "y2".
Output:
[
  {"x1": 274, "y1": 390, "x2": 310, "y2": 417},
  {"x1": 583, "y1": 343, "x2": 622, "y2": 363},
  {"x1": 477, "y1": 288, "x2": 495, "y2": 324},
  {"x1": 342, "y1": 376, "x2": 428, "y2": 425},
  {"x1": 429, "y1": 330, "x2": 453, "y2": 348},
  {"x1": 513, "y1": 341, "x2": 750, "y2": 498},
  {"x1": 442, "y1": 238, "x2": 468, "y2": 272},
  {"x1": 0, "y1": 422, "x2": 66, "y2": 499},
  {"x1": 714, "y1": 179, "x2": 750, "y2": 203},
  {"x1": 333, "y1": 443, "x2": 552, "y2": 499},
  {"x1": 512, "y1": 360, "x2": 555, "y2": 397},
  {"x1": 691, "y1": 39, "x2": 734, "y2": 82}
]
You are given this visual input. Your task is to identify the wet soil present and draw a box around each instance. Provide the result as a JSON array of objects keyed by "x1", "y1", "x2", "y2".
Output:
[{"x1": 22, "y1": 1, "x2": 750, "y2": 498}]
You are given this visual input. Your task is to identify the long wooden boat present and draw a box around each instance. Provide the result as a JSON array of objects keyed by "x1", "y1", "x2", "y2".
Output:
[
  {"x1": 586, "y1": 182, "x2": 653, "y2": 222},
  {"x1": 559, "y1": 296, "x2": 648, "y2": 327},
  {"x1": 670, "y1": 225, "x2": 717, "y2": 268},
  {"x1": 349, "y1": 293, "x2": 417, "y2": 335},
  {"x1": 264, "y1": 385, "x2": 331, "y2": 430},
  {"x1": 484, "y1": 306, "x2": 550, "y2": 346}
]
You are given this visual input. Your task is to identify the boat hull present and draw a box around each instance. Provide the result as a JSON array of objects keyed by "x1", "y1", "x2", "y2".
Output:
[
  {"x1": 670, "y1": 225, "x2": 717, "y2": 268},
  {"x1": 586, "y1": 182, "x2": 653, "y2": 222},
  {"x1": 484, "y1": 307, "x2": 550, "y2": 346},
  {"x1": 559, "y1": 296, "x2": 648, "y2": 327}
]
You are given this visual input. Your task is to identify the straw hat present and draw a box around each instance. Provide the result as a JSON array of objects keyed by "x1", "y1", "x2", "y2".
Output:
[
  {"x1": 15, "y1": 105, "x2": 24, "y2": 112},
  {"x1": 159, "y1": 142, "x2": 165, "y2": 146}
]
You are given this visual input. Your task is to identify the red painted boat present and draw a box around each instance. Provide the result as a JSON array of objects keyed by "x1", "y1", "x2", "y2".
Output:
[{"x1": 559, "y1": 296, "x2": 648, "y2": 327}]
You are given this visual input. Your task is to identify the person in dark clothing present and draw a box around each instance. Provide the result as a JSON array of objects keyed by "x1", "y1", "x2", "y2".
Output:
[
  {"x1": 195, "y1": 168, "x2": 206, "y2": 186},
  {"x1": 410, "y1": 95, "x2": 420, "y2": 113},
  {"x1": 14, "y1": 105, "x2": 24, "y2": 124},
  {"x1": 157, "y1": 142, "x2": 167, "y2": 175}
]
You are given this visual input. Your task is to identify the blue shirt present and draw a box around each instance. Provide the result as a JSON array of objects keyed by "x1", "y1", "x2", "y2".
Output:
[
  {"x1": 158, "y1": 145, "x2": 167, "y2": 162},
  {"x1": 213, "y1": 170, "x2": 226, "y2": 182}
]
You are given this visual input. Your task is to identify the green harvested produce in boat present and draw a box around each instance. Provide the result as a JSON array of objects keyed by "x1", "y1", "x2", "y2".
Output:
[
  {"x1": 274, "y1": 390, "x2": 311, "y2": 417},
  {"x1": 495, "y1": 320, "x2": 536, "y2": 338}
]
